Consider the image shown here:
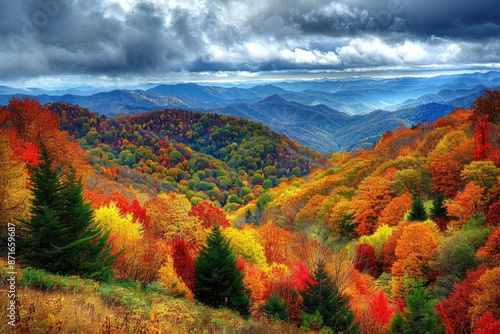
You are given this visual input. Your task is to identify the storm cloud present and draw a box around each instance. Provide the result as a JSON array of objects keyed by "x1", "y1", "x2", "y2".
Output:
[{"x1": 0, "y1": 0, "x2": 499, "y2": 82}]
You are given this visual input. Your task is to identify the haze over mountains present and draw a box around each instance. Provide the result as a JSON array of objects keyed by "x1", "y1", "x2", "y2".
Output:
[{"x1": 2, "y1": 71, "x2": 499, "y2": 153}]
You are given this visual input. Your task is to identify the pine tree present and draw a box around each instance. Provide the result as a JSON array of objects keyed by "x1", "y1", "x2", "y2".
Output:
[
  {"x1": 58, "y1": 167, "x2": 115, "y2": 281},
  {"x1": 301, "y1": 261, "x2": 359, "y2": 333},
  {"x1": 388, "y1": 311, "x2": 405, "y2": 334},
  {"x1": 430, "y1": 193, "x2": 448, "y2": 220},
  {"x1": 194, "y1": 225, "x2": 250, "y2": 317},
  {"x1": 407, "y1": 197, "x2": 427, "y2": 221},
  {"x1": 20, "y1": 147, "x2": 115, "y2": 281},
  {"x1": 396, "y1": 284, "x2": 446, "y2": 334},
  {"x1": 262, "y1": 294, "x2": 289, "y2": 322},
  {"x1": 21, "y1": 146, "x2": 65, "y2": 269}
]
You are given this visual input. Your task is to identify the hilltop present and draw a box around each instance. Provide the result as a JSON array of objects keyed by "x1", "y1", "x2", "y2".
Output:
[
  {"x1": 1, "y1": 90, "x2": 500, "y2": 333},
  {"x1": 49, "y1": 101, "x2": 323, "y2": 209},
  {"x1": 2, "y1": 71, "x2": 499, "y2": 153}
]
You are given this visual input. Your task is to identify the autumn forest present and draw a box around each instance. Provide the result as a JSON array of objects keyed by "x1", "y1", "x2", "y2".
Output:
[{"x1": 1, "y1": 89, "x2": 500, "y2": 333}]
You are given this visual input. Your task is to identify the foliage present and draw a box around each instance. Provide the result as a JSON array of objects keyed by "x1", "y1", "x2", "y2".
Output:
[
  {"x1": 391, "y1": 223, "x2": 438, "y2": 298},
  {"x1": 20, "y1": 147, "x2": 114, "y2": 281},
  {"x1": 433, "y1": 228, "x2": 489, "y2": 298},
  {"x1": 472, "y1": 312, "x2": 500, "y2": 334},
  {"x1": 223, "y1": 226, "x2": 269, "y2": 272},
  {"x1": 359, "y1": 224, "x2": 393, "y2": 260},
  {"x1": 158, "y1": 252, "x2": 193, "y2": 299},
  {"x1": 354, "y1": 243, "x2": 378, "y2": 277},
  {"x1": 430, "y1": 192, "x2": 448, "y2": 230},
  {"x1": 400, "y1": 284, "x2": 446, "y2": 334},
  {"x1": 477, "y1": 226, "x2": 500, "y2": 264},
  {"x1": 378, "y1": 193, "x2": 412, "y2": 226},
  {"x1": 0, "y1": 135, "x2": 30, "y2": 224},
  {"x1": 172, "y1": 237, "x2": 197, "y2": 292},
  {"x1": 442, "y1": 265, "x2": 488, "y2": 334},
  {"x1": 368, "y1": 290, "x2": 399, "y2": 326},
  {"x1": 50, "y1": 102, "x2": 323, "y2": 208},
  {"x1": 351, "y1": 176, "x2": 392, "y2": 236},
  {"x1": 387, "y1": 311, "x2": 405, "y2": 334},
  {"x1": 446, "y1": 182, "x2": 486, "y2": 225},
  {"x1": 194, "y1": 225, "x2": 250, "y2": 317},
  {"x1": 262, "y1": 294, "x2": 289, "y2": 322},
  {"x1": 407, "y1": 197, "x2": 428, "y2": 221},
  {"x1": 470, "y1": 267, "x2": 500, "y2": 320},
  {"x1": 301, "y1": 261, "x2": 358, "y2": 333}
]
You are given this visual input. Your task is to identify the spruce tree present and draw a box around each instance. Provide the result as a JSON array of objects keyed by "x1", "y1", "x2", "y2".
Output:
[
  {"x1": 194, "y1": 225, "x2": 250, "y2": 317},
  {"x1": 388, "y1": 311, "x2": 405, "y2": 334},
  {"x1": 262, "y1": 294, "x2": 289, "y2": 322},
  {"x1": 403, "y1": 284, "x2": 446, "y2": 334},
  {"x1": 408, "y1": 197, "x2": 427, "y2": 221},
  {"x1": 21, "y1": 147, "x2": 114, "y2": 281},
  {"x1": 301, "y1": 261, "x2": 358, "y2": 333},
  {"x1": 430, "y1": 193, "x2": 448, "y2": 220},
  {"x1": 57, "y1": 167, "x2": 115, "y2": 281},
  {"x1": 21, "y1": 146, "x2": 65, "y2": 270}
]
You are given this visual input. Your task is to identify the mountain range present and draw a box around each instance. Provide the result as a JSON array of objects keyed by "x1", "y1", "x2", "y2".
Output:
[{"x1": 1, "y1": 71, "x2": 499, "y2": 153}]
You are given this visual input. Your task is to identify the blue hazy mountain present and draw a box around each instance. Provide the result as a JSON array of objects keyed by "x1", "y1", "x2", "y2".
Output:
[
  {"x1": 211, "y1": 95, "x2": 455, "y2": 153},
  {"x1": 1, "y1": 71, "x2": 499, "y2": 152}
]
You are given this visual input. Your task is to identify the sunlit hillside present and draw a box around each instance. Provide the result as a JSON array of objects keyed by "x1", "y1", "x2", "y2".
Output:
[{"x1": 1, "y1": 90, "x2": 500, "y2": 333}]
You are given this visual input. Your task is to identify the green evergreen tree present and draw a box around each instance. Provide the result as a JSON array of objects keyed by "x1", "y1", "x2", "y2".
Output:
[
  {"x1": 301, "y1": 261, "x2": 359, "y2": 333},
  {"x1": 262, "y1": 294, "x2": 289, "y2": 322},
  {"x1": 430, "y1": 193, "x2": 448, "y2": 220},
  {"x1": 388, "y1": 311, "x2": 405, "y2": 334},
  {"x1": 194, "y1": 225, "x2": 250, "y2": 317},
  {"x1": 20, "y1": 147, "x2": 115, "y2": 281},
  {"x1": 57, "y1": 167, "x2": 115, "y2": 281},
  {"x1": 391, "y1": 283, "x2": 446, "y2": 334},
  {"x1": 407, "y1": 197, "x2": 427, "y2": 221}
]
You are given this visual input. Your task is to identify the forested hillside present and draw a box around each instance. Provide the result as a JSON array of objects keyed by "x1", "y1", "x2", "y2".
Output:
[
  {"x1": 1, "y1": 91, "x2": 500, "y2": 333},
  {"x1": 50, "y1": 102, "x2": 323, "y2": 209}
]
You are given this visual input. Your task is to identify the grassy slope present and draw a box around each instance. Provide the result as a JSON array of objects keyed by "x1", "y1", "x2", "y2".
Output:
[{"x1": 0, "y1": 267, "x2": 307, "y2": 334}]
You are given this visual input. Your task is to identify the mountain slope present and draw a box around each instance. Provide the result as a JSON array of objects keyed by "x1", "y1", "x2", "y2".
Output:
[{"x1": 211, "y1": 96, "x2": 455, "y2": 153}]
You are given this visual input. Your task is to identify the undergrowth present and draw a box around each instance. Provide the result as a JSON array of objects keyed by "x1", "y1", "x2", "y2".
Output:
[{"x1": 0, "y1": 267, "x2": 308, "y2": 333}]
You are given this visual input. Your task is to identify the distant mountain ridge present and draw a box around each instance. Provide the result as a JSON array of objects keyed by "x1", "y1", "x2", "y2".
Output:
[
  {"x1": 1, "y1": 71, "x2": 499, "y2": 152},
  {"x1": 210, "y1": 97, "x2": 455, "y2": 152}
]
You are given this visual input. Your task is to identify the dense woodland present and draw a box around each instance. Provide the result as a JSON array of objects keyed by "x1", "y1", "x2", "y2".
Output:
[{"x1": 0, "y1": 90, "x2": 500, "y2": 333}]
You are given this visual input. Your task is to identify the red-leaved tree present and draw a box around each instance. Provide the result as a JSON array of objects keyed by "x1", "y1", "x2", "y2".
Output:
[
  {"x1": 355, "y1": 243, "x2": 378, "y2": 277},
  {"x1": 171, "y1": 237, "x2": 196, "y2": 292}
]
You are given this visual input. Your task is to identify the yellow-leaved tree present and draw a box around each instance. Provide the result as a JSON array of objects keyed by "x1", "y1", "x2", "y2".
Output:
[
  {"x1": 359, "y1": 224, "x2": 394, "y2": 260},
  {"x1": 223, "y1": 226, "x2": 269, "y2": 272},
  {"x1": 145, "y1": 193, "x2": 206, "y2": 252},
  {"x1": 94, "y1": 203, "x2": 144, "y2": 280},
  {"x1": 0, "y1": 135, "x2": 31, "y2": 224}
]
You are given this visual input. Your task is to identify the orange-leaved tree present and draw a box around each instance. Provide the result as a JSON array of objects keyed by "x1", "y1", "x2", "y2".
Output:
[
  {"x1": 255, "y1": 222, "x2": 295, "y2": 265},
  {"x1": 445, "y1": 182, "x2": 486, "y2": 225},
  {"x1": 391, "y1": 222, "x2": 438, "y2": 298},
  {"x1": 429, "y1": 153, "x2": 464, "y2": 198},
  {"x1": 470, "y1": 267, "x2": 500, "y2": 322},
  {"x1": 377, "y1": 193, "x2": 413, "y2": 227},
  {"x1": 351, "y1": 176, "x2": 393, "y2": 236}
]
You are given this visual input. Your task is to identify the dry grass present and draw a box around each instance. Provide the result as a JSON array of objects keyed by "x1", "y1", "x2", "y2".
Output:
[{"x1": 0, "y1": 266, "x2": 312, "y2": 334}]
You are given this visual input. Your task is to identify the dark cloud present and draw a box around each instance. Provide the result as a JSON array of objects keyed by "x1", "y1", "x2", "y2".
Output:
[{"x1": 0, "y1": 0, "x2": 499, "y2": 83}]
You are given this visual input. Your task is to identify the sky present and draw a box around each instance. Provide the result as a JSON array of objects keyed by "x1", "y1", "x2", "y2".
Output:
[{"x1": 1, "y1": 0, "x2": 500, "y2": 88}]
